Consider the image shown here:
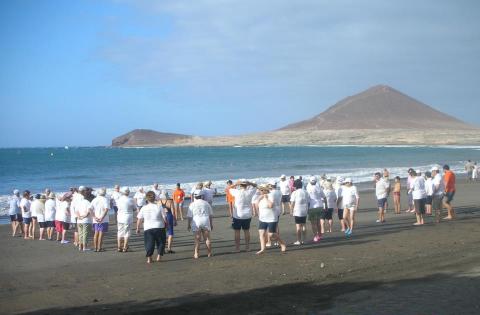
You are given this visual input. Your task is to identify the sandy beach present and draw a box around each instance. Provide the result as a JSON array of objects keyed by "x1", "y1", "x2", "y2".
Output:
[{"x1": 1, "y1": 179, "x2": 479, "y2": 314}]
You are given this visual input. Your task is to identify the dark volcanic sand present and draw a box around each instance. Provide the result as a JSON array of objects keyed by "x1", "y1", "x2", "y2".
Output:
[{"x1": 1, "y1": 180, "x2": 479, "y2": 315}]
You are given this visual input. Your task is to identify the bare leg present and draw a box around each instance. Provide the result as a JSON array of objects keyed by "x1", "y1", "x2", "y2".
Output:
[
  {"x1": 257, "y1": 229, "x2": 266, "y2": 254},
  {"x1": 328, "y1": 219, "x2": 333, "y2": 232},
  {"x1": 98, "y1": 232, "x2": 104, "y2": 250},
  {"x1": 167, "y1": 235, "x2": 173, "y2": 251},
  {"x1": 203, "y1": 230, "x2": 212, "y2": 257},
  {"x1": 31, "y1": 218, "x2": 37, "y2": 239},
  {"x1": 301, "y1": 224, "x2": 306, "y2": 242},
  {"x1": 320, "y1": 219, "x2": 325, "y2": 234},
  {"x1": 39, "y1": 227, "x2": 45, "y2": 240},
  {"x1": 270, "y1": 233, "x2": 287, "y2": 252},
  {"x1": 310, "y1": 220, "x2": 318, "y2": 238},
  {"x1": 234, "y1": 230, "x2": 241, "y2": 251},
  {"x1": 244, "y1": 230, "x2": 250, "y2": 251},
  {"x1": 93, "y1": 231, "x2": 99, "y2": 251},
  {"x1": 295, "y1": 224, "x2": 301, "y2": 243},
  {"x1": 24, "y1": 223, "x2": 30, "y2": 239},
  {"x1": 194, "y1": 232, "x2": 201, "y2": 258},
  {"x1": 123, "y1": 237, "x2": 129, "y2": 251},
  {"x1": 117, "y1": 237, "x2": 122, "y2": 251},
  {"x1": 349, "y1": 211, "x2": 356, "y2": 232}
]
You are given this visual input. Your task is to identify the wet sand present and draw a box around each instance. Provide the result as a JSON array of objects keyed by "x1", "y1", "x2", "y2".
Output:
[{"x1": 1, "y1": 180, "x2": 479, "y2": 314}]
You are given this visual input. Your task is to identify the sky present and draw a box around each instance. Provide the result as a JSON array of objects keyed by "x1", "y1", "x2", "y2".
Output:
[{"x1": 1, "y1": 0, "x2": 479, "y2": 147}]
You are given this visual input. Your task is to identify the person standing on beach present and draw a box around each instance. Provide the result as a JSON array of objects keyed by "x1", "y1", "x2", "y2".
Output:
[
  {"x1": 203, "y1": 181, "x2": 217, "y2": 206},
  {"x1": 411, "y1": 170, "x2": 426, "y2": 225},
  {"x1": 70, "y1": 187, "x2": 85, "y2": 247},
  {"x1": 431, "y1": 166, "x2": 445, "y2": 223},
  {"x1": 254, "y1": 184, "x2": 286, "y2": 255},
  {"x1": 173, "y1": 183, "x2": 185, "y2": 221},
  {"x1": 20, "y1": 191, "x2": 32, "y2": 239},
  {"x1": 424, "y1": 172, "x2": 434, "y2": 215},
  {"x1": 90, "y1": 188, "x2": 110, "y2": 252},
  {"x1": 75, "y1": 189, "x2": 92, "y2": 251},
  {"x1": 160, "y1": 191, "x2": 176, "y2": 254},
  {"x1": 406, "y1": 169, "x2": 415, "y2": 213},
  {"x1": 225, "y1": 180, "x2": 235, "y2": 217},
  {"x1": 229, "y1": 179, "x2": 257, "y2": 252},
  {"x1": 290, "y1": 179, "x2": 310, "y2": 245},
  {"x1": 334, "y1": 177, "x2": 346, "y2": 231},
  {"x1": 342, "y1": 178, "x2": 359, "y2": 236},
  {"x1": 393, "y1": 176, "x2": 401, "y2": 214},
  {"x1": 36, "y1": 194, "x2": 47, "y2": 240},
  {"x1": 279, "y1": 175, "x2": 291, "y2": 215},
  {"x1": 30, "y1": 194, "x2": 45, "y2": 240},
  {"x1": 472, "y1": 162, "x2": 478, "y2": 181},
  {"x1": 187, "y1": 190, "x2": 214, "y2": 259},
  {"x1": 134, "y1": 187, "x2": 146, "y2": 212},
  {"x1": 306, "y1": 176, "x2": 325, "y2": 242},
  {"x1": 116, "y1": 187, "x2": 135, "y2": 252},
  {"x1": 322, "y1": 181, "x2": 337, "y2": 234},
  {"x1": 110, "y1": 185, "x2": 121, "y2": 224},
  {"x1": 136, "y1": 191, "x2": 167, "y2": 264},
  {"x1": 374, "y1": 172, "x2": 390, "y2": 223},
  {"x1": 8, "y1": 190, "x2": 21, "y2": 237},
  {"x1": 190, "y1": 182, "x2": 204, "y2": 202},
  {"x1": 152, "y1": 183, "x2": 161, "y2": 201},
  {"x1": 465, "y1": 160, "x2": 474, "y2": 182},
  {"x1": 443, "y1": 165, "x2": 456, "y2": 220},
  {"x1": 44, "y1": 193, "x2": 56, "y2": 240},
  {"x1": 55, "y1": 193, "x2": 71, "y2": 244},
  {"x1": 267, "y1": 180, "x2": 282, "y2": 247}
]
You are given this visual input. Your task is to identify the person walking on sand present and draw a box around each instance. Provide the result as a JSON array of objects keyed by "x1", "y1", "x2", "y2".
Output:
[
  {"x1": 20, "y1": 190, "x2": 32, "y2": 239},
  {"x1": 442, "y1": 165, "x2": 456, "y2": 220},
  {"x1": 374, "y1": 172, "x2": 390, "y2": 223},
  {"x1": 55, "y1": 193, "x2": 71, "y2": 244},
  {"x1": 229, "y1": 179, "x2": 257, "y2": 252},
  {"x1": 334, "y1": 177, "x2": 346, "y2": 231},
  {"x1": 342, "y1": 178, "x2": 359, "y2": 236},
  {"x1": 134, "y1": 187, "x2": 146, "y2": 212},
  {"x1": 44, "y1": 193, "x2": 56, "y2": 240},
  {"x1": 75, "y1": 189, "x2": 92, "y2": 251},
  {"x1": 472, "y1": 162, "x2": 479, "y2": 181},
  {"x1": 187, "y1": 190, "x2": 214, "y2": 259},
  {"x1": 160, "y1": 191, "x2": 176, "y2": 254},
  {"x1": 411, "y1": 170, "x2": 426, "y2": 226},
  {"x1": 203, "y1": 181, "x2": 217, "y2": 206},
  {"x1": 424, "y1": 171, "x2": 434, "y2": 215},
  {"x1": 8, "y1": 190, "x2": 22, "y2": 237},
  {"x1": 173, "y1": 183, "x2": 185, "y2": 220},
  {"x1": 290, "y1": 179, "x2": 310, "y2": 245},
  {"x1": 136, "y1": 191, "x2": 167, "y2": 264},
  {"x1": 279, "y1": 175, "x2": 291, "y2": 215},
  {"x1": 254, "y1": 185, "x2": 286, "y2": 255},
  {"x1": 266, "y1": 180, "x2": 282, "y2": 247},
  {"x1": 406, "y1": 169, "x2": 415, "y2": 213},
  {"x1": 116, "y1": 187, "x2": 135, "y2": 252},
  {"x1": 431, "y1": 166, "x2": 445, "y2": 223},
  {"x1": 321, "y1": 181, "x2": 337, "y2": 234},
  {"x1": 225, "y1": 180, "x2": 235, "y2": 217},
  {"x1": 306, "y1": 176, "x2": 325, "y2": 242},
  {"x1": 465, "y1": 160, "x2": 474, "y2": 182},
  {"x1": 90, "y1": 188, "x2": 110, "y2": 252},
  {"x1": 393, "y1": 176, "x2": 401, "y2": 214}
]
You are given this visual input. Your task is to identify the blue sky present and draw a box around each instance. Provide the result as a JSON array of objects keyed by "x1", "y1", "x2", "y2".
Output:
[{"x1": 1, "y1": 0, "x2": 479, "y2": 147}]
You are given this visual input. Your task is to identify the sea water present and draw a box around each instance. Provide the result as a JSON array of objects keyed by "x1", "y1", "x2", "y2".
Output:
[{"x1": 1, "y1": 145, "x2": 479, "y2": 216}]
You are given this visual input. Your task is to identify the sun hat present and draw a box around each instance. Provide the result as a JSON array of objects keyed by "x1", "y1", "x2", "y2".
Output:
[
  {"x1": 258, "y1": 184, "x2": 270, "y2": 192},
  {"x1": 13, "y1": 189, "x2": 19, "y2": 195},
  {"x1": 431, "y1": 166, "x2": 439, "y2": 172},
  {"x1": 193, "y1": 189, "x2": 204, "y2": 197},
  {"x1": 78, "y1": 186, "x2": 86, "y2": 192},
  {"x1": 309, "y1": 176, "x2": 317, "y2": 183},
  {"x1": 324, "y1": 182, "x2": 333, "y2": 190},
  {"x1": 280, "y1": 174, "x2": 286, "y2": 179},
  {"x1": 120, "y1": 186, "x2": 130, "y2": 194},
  {"x1": 344, "y1": 178, "x2": 353, "y2": 183},
  {"x1": 48, "y1": 192, "x2": 55, "y2": 199}
]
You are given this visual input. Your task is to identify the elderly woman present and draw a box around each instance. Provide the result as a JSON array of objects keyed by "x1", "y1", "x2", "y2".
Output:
[
  {"x1": 136, "y1": 191, "x2": 167, "y2": 264},
  {"x1": 159, "y1": 190, "x2": 176, "y2": 254},
  {"x1": 90, "y1": 188, "x2": 110, "y2": 252},
  {"x1": 254, "y1": 185, "x2": 286, "y2": 254},
  {"x1": 116, "y1": 187, "x2": 135, "y2": 252},
  {"x1": 187, "y1": 190, "x2": 214, "y2": 259}
]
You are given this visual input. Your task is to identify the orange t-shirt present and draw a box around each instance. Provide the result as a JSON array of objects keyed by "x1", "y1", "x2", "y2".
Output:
[
  {"x1": 226, "y1": 186, "x2": 235, "y2": 203},
  {"x1": 173, "y1": 189, "x2": 185, "y2": 203},
  {"x1": 444, "y1": 170, "x2": 456, "y2": 192}
]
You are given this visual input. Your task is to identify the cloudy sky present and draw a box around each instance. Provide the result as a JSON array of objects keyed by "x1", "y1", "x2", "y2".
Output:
[{"x1": 1, "y1": 0, "x2": 479, "y2": 147}]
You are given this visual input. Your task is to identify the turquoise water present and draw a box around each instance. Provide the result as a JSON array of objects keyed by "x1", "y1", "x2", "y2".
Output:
[{"x1": 1, "y1": 145, "x2": 479, "y2": 214}]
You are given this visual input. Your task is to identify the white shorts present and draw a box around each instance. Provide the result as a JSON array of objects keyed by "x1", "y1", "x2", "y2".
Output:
[
  {"x1": 117, "y1": 223, "x2": 131, "y2": 238},
  {"x1": 191, "y1": 217, "x2": 211, "y2": 233},
  {"x1": 344, "y1": 204, "x2": 357, "y2": 211}
]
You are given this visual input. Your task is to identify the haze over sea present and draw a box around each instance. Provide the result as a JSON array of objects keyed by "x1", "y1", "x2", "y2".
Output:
[{"x1": 1, "y1": 145, "x2": 479, "y2": 215}]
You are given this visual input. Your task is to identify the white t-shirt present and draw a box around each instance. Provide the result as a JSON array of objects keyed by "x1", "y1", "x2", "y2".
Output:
[
  {"x1": 20, "y1": 198, "x2": 31, "y2": 218},
  {"x1": 230, "y1": 187, "x2": 256, "y2": 219},
  {"x1": 134, "y1": 191, "x2": 146, "y2": 207},
  {"x1": 203, "y1": 187, "x2": 216, "y2": 204},
  {"x1": 306, "y1": 183, "x2": 325, "y2": 209},
  {"x1": 70, "y1": 192, "x2": 83, "y2": 221},
  {"x1": 279, "y1": 180, "x2": 290, "y2": 196},
  {"x1": 110, "y1": 191, "x2": 122, "y2": 207},
  {"x1": 90, "y1": 196, "x2": 110, "y2": 223},
  {"x1": 188, "y1": 199, "x2": 213, "y2": 231},
  {"x1": 268, "y1": 189, "x2": 282, "y2": 217},
  {"x1": 8, "y1": 195, "x2": 20, "y2": 216},
  {"x1": 251, "y1": 190, "x2": 262, "y2": 205},
  {"x1": 75, "y1": 199, "x2": 92, "y2": 224},
  {"x1": 44, "y1": 199, "x2": 56, "y2": 221},
  {"x1": 31, "y1": 200, "x2": 45, "y2": 221},
  {"x1": 432, "y1": 174, "x2": 445, "y2": 197},
  {"x1": 411, "y1": 176, "x2": 427, "y2": 200},
  {"x1": 342, "y1": 185, "x2": 359, "y2": 208},
  {"x1": 137, "y1": 203, "x2": 165, "y2": 230},
  {"x1": 425, "y1": 178, "x2": 434, "y2": 196},
  {"x1": 55, "y1": 201, "x2": 69, "y2": 222},
  {"x1": 117, "y1": 195, "x2": 135, "y2": 224},
  {"x1": 324, "y1": 189, "x2": 337, "y2": 209},
  {"x1": 290, "y1": 189, "x2": 310, "y2": 217},
  {"x1": 257, "y1": 197, "x2": 277, "y2": 223},
  {"x1": 335, "y1": 185, "x2": 344, "y2": 209},
  {"x1": 375, "y1": 178, "x2": 390, "y2": 199}
]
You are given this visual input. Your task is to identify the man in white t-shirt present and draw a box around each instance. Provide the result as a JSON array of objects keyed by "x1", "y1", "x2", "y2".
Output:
[
  {"x1": 116, "y1": 187, "x2": 135, "y2": 252},
  {"x1": 152, "y1": 183, "x2": 162, "y2": 201},
  {"x1": 203, "y1": 181, "x2": 217, "y2": 205},
  {"x1": 411, "y1": 170, "x2": 427, "y2": 226},
  {"x1": 335, "y1": 177, "x2": 346, "y2": 232},
  {"x1": 187, "y1": 190, "x2": 214, "y2": 259},
  {"x1": 266, "y1": 180, "x2": 282, "y2": 247},
  {"x1": 290, "y1": 179, "x2": 310, "y2": 245},
  {"x1": 306, "y1": 177, "x2": 326, "y2": 242},
  {"x1": 229, "y1": 179, "x2": 257, "y2": 252},
  {"x1": 90, "y1": 187, "x2": 110, "y2": 252},
  {"x1": 8, "y1": 189, "x2": 21, "y2": 237},
  {"x1": 278, "y1": 175, "x2": 291, "y2": 215},
  {"x1": 374, "y1": 172, "x2": 390, "y2": 223},
  {"x1": 431, "y1": 166, "x2": 445, "y2": 223}
]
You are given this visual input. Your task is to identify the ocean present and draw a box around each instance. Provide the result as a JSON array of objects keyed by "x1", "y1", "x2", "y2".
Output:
[{"x1": 1, "y1": 145, "x2": 479, "y2": 216}]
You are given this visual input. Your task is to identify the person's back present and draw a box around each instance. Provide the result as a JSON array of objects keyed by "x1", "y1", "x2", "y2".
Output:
[
  {"x1": 91, "y1": 195, "x2": 109, "y2": 223},
  {"x1": 139, "y1": 203, "x2": 164, "y2": 229},
  {"x1": 412, "y1": 176, "x2": 426, "y2": 199},
  {"x1": 230, "y1": 187, "x2": 255, "y2": 219},
  {"x1": 189, "y1": 199, "x2": 213, "y2": 218},
  {"x1": 117, "y1": 195, "x2": 135, "y2": 223},
  {"x1": 173, "y1": 188, "x2": 185, "y2": 204},
  {"x1": 291, "y1": 188, "x2": 309, "y2": 216},
  {"x1": 444, "y1": 170, "x2": 456, "y2": 192},
  {"x1": 268, "y1": 188, "x2": 282, "y2": 217}
]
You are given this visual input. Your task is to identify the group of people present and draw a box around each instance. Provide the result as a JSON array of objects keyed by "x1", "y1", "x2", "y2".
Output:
[
  {"x1": 464, "y1": 160, "x2": 479, "y2": 181},
  {"x1": 6, "y1": 163, "x2": 462, "y2": 263}
]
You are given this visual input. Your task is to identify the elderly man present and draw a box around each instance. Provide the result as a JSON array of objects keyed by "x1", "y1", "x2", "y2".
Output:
[
  {"x1": 374, "y1": 172, "x2": 390, "y2": 223},
  {"x1": 431, "y1": 166, "x2": 445, "y2": 223},
  {"x1": 229, "y1": 179, "x2": 257, "y2": 252},
  {"x1": 91, "y1": 188, "x2": 110, "y2": 252},
  {"x1": 8, "y1": 189, "x2": 22, "y2": 237},
  {"x1": 278, "y1": 175, "x2": 291, "y2": 215}
]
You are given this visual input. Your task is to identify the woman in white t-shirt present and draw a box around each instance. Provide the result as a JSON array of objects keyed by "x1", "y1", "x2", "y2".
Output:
[
  {"x1": 55, "y1": 194, "x2": 71, "y2": 244},
  {"x1": 116, "y1": 187, "x2": 135, "y2": 252},
  {"x1": 341, "y1": 178, "x2": 360, "y2": 236},
  {"x1": 136, "y1": 191, "x2": 167, "y2": 264},
  {"x1": 36, "y1": 194, "x2": 47, "y2": 240},
  {"x1": 254, "y1": 185, "x2": 286, "y2": 255},
  {"x1": 187, "y1": 190, "x2": 214, "y2": 259},
  {"x1": 90, "y1": 188, "x2": 110, "y2": 252},
  {"x1": 321, "y1": 182, "x2": 337, "y2": 234},
  {"x1": 44, "y1": 193, "x2": 56, "y2": 240},
  {"x1": 290, "y1": 179, "x2": 310, "y2": 245},
  {"x1": 20, "y1": 191, "x2": 32, "y2": 239},
  {"x1": 30, "y1": 194, "x2": 45, "y2": 240},
  {"x1": 75, "y1": 191, "x2": 92, "y2": 251}
]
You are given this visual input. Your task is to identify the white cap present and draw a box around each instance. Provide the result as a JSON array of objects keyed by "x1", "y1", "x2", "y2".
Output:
[
  {"x1": 13, "y1": 189, "x2": 19, "y2": 195},
  {"x1": 326, "y1": 177, "x2": 332, "y2": 181},
  {"x1": 78, "y1": 186, "x2": 86, "y2": 192},
  {"x1": 97, "y1": 188, "x2": 106, "y2": 196},
  {"x1": 309, "y1": 176, "x2": 317, "y2": 183},
  {"x1": 120, "y1": 186, "x2": 130, "y2": 194},
  {"x1": 193, "y1": 189, "x2": 203, "y2": 197},
  {"x1": 239, "y1": 178, "x2": 247, "y2": 184},
  {"x1": 280, "y1": 174, "x2": 286, "y2": 179},
  {"x1": 344, "y1": 178, "x2": 352, "y2": 183},
  {"x1": 415, "y1": 170, "x2": 421, "y2": 174},
  {"x1": 431, "y1": 166, "x2": 439, "y2": 172}
]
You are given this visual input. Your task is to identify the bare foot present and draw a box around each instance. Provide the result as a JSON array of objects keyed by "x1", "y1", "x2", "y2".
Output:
[
  {"x1": 280, "y1": 244, "x2": 287, "y2": 252},
  {"x1": 193, "y1": 253, "x2": 199, "y2": 259},
  {"x1": 156, "y1": 255, "x2": 161, "y2": 262},
  {"x1": 207, "y1": 252, "x2": 213, "y2": 257},
  {"x1": 413, "y1": 222, "x2": 422, "y2": 226},
  {"x1": 256, "y1": 250, "x2": 265, "y2": 255},
  {"x1": 443, "y1": 216, "x2": 453, "y2": 220},
  {"x1": 147, "y1": 258, "x2": 153, "y2": 264}
]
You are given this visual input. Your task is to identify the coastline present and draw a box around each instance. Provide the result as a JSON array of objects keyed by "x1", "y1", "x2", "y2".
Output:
[{"x1": 1, "y1": 179, "x2": 479, "y2": 314}]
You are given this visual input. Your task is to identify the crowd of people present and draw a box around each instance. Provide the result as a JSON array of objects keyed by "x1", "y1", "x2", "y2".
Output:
[{"x1": 6, "y1": 163, "x2": 461, "y2": 263}]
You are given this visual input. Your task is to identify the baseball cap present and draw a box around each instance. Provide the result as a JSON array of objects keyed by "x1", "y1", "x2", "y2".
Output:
[
  {"x1": 309, "y1": 176, "x2": 317, "y2": 183},
  {"x1": 193, "y1": 189, "x2": 203, "y2": 197},
  {"x1": 431, "y1": 166, "x2": 439, "y2": 172},
  {"x1": 280, "y1": 174, "x2": 286, "y2": 179},
  {"x1": 13, "y1": 189, "x2": 19, "y2": 195},
  {"x1": 78, "y1": 186, "x2": 86, "y2": 192}
]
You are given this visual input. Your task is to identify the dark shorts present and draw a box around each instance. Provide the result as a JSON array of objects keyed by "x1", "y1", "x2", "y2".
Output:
[
  {"x1": 377, "y1": 198, "x2": 387, "y2": 209},
  {"x1": 9, "y1": 215, "x2": 17, "y2": 222},
  {"x1": 414, "y1": 198, "x2": 426, "y2": 214},
  {"x1": 23, "y1": 217, "x2": 32, "y2": 225},
  {"x1": 258, "y1": 221, "x2": 278, "y2": 233},
  {"x1": 320, "y1": 208, "x2": 334, "y2": 220},
  {"x1": 307, "y1": 207, "x2": 322, "y2": 221},
  {"x1": 444, "y1": 191, "x2": 455, "y2": 204},
  {"x1": 232, "y1": 218, "x2": 251, "y2": 230},
  {"x1": 281, "y1": 195, "x2": 290, "y2": 203},
  {"x1": 337, "y1": 208, "x2": 344, "y2": 220},
  {"x1": 93, "y1": 223, "x2": 109, "y2": 232},
  {"x1": 432, "y1": 195, "x2": 443, "y2": 210},
  {"x1": 45, "y1": 221, "x2": 55, "y2": 228},
  {"x1": 294, "y1": 216, "x2": 306, "y2": 224},
  {"x1": 425, "y1": 196, "x2": 433, "y2": 205},
  {"x1": 39, "y1": 222, "x2": 47, "y2": 228},
  {"x1": 113, "y1": 206, "x2": 118, "y2": 213},
  {"x1": 70, "y1": 223, "x2": 77, "y2": 229},
  {"x1": 166, "y1": 211, "x2": 174, "y2": 236}
]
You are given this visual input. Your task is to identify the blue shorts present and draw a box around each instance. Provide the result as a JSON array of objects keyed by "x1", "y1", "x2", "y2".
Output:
[
  {"x1": 23, "y1": 217, "x2": 32, "y2": 225},
  {"x1": 281, "y1": 195, "x2": 290, "y2": 203},
  {"x1": 9, "y1": 215, "x2": 17, "y2": 222},
  {"x1": 258, "y1": 221, "x2": 278, "y2": 233},
  {"x1": 377, "y1": 198, "x2": 387, "y2": 209},
  {"x1": 93, "y1": 223, "x2": 109, "y2": 232},
  {"x1": 166, "y1": 211, "x2": 174, "y2": 236},
  {"x1": 232, "y1": 218, "x2": 251, "y2": 230},
  {"x1": 45, "y1": 221, "x2": 55, "y2": 228},
  {"x1": 444, "y1": 191, "x2": 455, "y2": 204}
]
